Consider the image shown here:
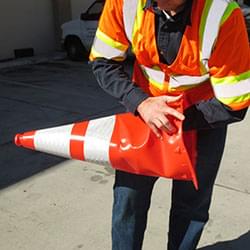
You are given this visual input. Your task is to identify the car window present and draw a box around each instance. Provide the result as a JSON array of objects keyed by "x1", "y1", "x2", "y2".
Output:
[
  {"x1": 87, "y1": 1, "x2": 104, "y2": 15},
  {"x1": 81, "y1": 1, "x2": 104, "y2": 21}
]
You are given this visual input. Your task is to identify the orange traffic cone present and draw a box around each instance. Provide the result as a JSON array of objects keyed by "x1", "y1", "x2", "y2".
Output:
[{"x1": 15, "y1": 113, "x2": 198, "y2": 189}]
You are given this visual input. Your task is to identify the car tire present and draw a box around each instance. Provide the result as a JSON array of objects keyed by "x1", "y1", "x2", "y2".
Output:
[{"x1": 65, "y1": 37, "x2": 88, "y2": 61}]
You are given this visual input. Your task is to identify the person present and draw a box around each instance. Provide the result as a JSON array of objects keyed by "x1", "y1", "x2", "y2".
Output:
[{"x1": 89, "y1": 0, "x2": 250, "y2": 249}]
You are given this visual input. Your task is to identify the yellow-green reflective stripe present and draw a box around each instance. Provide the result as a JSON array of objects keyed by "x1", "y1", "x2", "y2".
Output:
[
  {"x1": 220, "y1": 2, "x2": 239, "y2": 25},
  {"x1": 90, "y1": 47, "x2": 126, "y2": 61},
  {"x1": 219, "y1": 93, "x2": 250, "y2": 105},
  {"x1": 123, "y1": 0, "x2": 138, "y2": 41},
  {"x1": 92, "y1": 37, "x2": 126, "y2": 59},
  {"x1": 132, "y1": 0, "x2": 146, "y2": 47},
  {"x1": 213, "y1": 78, "x2": 250, "y2": 98},
  {"x1": 141, "y1": 65, "x2": 166, "y2": 90},
  {"x1": 148, "y1": 79, "x2": 164, "y2": 89},
  {"x1": 141, "y1": 68, "x2": 164, "y2": 90},
  {"x1": 201, "y1": 1, "x2": 229, "y2": 57},
  {"x1": 199, "y1": 0, "x2": 229, "y2": 73},
  {"x1": 141, "y1": 65, "x2": 210, "y2": 88},
  {"x1": 199, "y1": 0, "x2": 214, "y2": 73},
  {"x1": 211, "y1": 70, "x2": 250, "y2": 85},
  {"x1": 90, "y1": 47, "x2": 103, "y2": 58},
  {"x1": 199, "y1": 0, "x2": 213, "y2": 53},
  {"x1": 169, "y1": 74, "x2": 209, "y2": 88},
  {"x1": 149, "y1": 81, "x2": 165, "y2": 90},
  {"x1": 96, "y1": 29, "x2": 128, "y2": 51},
  {"x1": 141, "y1": 65, "x2": 165, "y2": 85}
]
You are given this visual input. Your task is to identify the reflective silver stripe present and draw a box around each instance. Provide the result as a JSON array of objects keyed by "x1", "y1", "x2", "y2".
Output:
[
  {"x1": 140, "y1": 65, "x2": 165, "y2": 85},
  {"x1": 213, "y1": 78, "x2": 250, "y2": 98},
  {"x1": 84, "y1": 115, "x2": 116, "y2": 166},
  {"x1": 34, "y1": 124, "x2": 74, "y2": 158},
  {"x1": 141, "y1": 64, "x2": 209, "y2": 88},
  {"x1": 169, "y1": 74, "x2": 209, "y2": 88},
  {"x1": 179, "y1": 220, "x2": 205, "y2": 250},
  {"x1": 123, "y1": 0, "x2": 138, "y2": 42},
  {"x1": 92, "y1": 37, "x2": 126, "y2": 59},
  {"x1": 201, "y1": 0, "x2": 230, "y2": 70}
]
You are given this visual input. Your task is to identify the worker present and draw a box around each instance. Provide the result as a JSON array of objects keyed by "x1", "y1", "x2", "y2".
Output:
[{"x1": 90, "y1": 0, "x2": 250, "y2": 249}]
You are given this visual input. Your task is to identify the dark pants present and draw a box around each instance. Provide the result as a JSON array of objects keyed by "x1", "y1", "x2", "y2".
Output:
[{"x1": 112, "y1": 126, "x2": 227, "y2": 250}]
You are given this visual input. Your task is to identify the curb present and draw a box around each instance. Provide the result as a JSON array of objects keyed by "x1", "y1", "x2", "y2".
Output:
[{"x1": 0, "y1": 52, "x2": 67, "y2": 70}]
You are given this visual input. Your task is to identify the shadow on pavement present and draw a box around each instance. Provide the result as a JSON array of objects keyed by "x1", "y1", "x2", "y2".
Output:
[
  {"x1": 0, "y1": 60, "x2": 126, "y2": 190},
  {"x1": 198, "y1": 230, "x2": 250, "y2": 250},
  {"x1": 0, "y1": 142, "x2": 67, "y2": 189}
]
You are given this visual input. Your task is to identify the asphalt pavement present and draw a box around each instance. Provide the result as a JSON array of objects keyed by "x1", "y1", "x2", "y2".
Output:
[{"x1": 0, "y1": 57, "x2": 249, "y2": 250}]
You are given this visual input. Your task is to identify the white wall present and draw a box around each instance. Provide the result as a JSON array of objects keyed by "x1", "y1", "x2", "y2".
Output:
[
  {"x1": 0, "y1": 0, "x2": 56, "y2": 60},
  {"x1": 71, "y1": 0, "x2": 94, "y2": 19}
]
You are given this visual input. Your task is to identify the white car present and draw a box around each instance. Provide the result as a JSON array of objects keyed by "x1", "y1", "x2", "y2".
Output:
[{"x1": 61, "y1": 0, "x2": 105, "y2": 60}]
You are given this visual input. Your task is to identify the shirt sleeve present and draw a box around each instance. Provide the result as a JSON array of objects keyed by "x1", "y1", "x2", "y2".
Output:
[
  {"x1": 89, "y1": 0, "x2": 130, "y2": 62},
  {"x1": 183, "y1": 98, "x2": 248, "y2": 131},
  {"x1": 90, "y1": 58, "x2": 149, "y2": 113},
  {"x1": 208, "y1": 7, "x2": 250, "y2": 110},
  {"x1": 89, "y1": 0, "x2": 149, "y2": 113}
]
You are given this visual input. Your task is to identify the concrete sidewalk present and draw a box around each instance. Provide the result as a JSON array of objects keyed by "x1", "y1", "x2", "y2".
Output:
[
  {"x1": 0, "y1": 115, "x2": 250, "y2": 250},
  {"x1": 0, "y1": 59, "x2": 249, "y2": 250}
]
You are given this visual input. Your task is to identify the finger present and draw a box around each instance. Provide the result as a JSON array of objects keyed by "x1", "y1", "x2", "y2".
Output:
[
  {"x1": 163, "y1": 106, "x2": 185, "y2": 121},
  {"x1": 149, "y1": 123, "x2": 162, "y2": 139},
  {"x1": 153, "y1": 119, "x2": 163, "y2": 130},
  {"x1": 158, "y1": 116, "x2": 176, "y2": 133},
  {"x1": 157, "y1": 116, "x2": 177, "y2": 135},
  {"x1": 162, "y1": 123, "x2": 177, "y2": 135},
  {"x1": 161, "y1": 94, "x2": 183, "y2": 103}
]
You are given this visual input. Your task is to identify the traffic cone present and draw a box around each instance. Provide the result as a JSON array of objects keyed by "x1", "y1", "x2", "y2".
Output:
[{"x1": 15, "y1": 113, "x2": 198, "y2": 189}]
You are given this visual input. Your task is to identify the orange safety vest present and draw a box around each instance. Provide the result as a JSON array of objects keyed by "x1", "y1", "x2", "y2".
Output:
[{"x1": 90, "y1": 0, "x2": 250, "y2": 110}]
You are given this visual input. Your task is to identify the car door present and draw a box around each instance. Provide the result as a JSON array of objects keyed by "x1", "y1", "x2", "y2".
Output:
[{"x1": 80, "y1": 0, "x2": 104, "y2": 50}]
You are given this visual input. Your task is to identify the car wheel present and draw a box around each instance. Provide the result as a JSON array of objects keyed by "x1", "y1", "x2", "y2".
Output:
[{"x1": 65, "y1": 37, "x2": 88, "y2": 61}]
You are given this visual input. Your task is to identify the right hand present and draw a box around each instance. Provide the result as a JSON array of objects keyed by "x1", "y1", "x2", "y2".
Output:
[{"x1": 137, "y1": 95, "x2": 185, "y2": 139}]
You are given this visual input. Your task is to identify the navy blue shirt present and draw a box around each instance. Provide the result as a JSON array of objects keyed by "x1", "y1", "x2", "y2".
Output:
[{"x1": 91, "y1": 0, "x2": 247, "y2": 130}]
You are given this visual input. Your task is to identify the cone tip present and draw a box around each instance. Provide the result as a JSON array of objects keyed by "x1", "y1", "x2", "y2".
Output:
[{"x1": 14, "y1": 134, "x2": 22, "y2": 147}]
